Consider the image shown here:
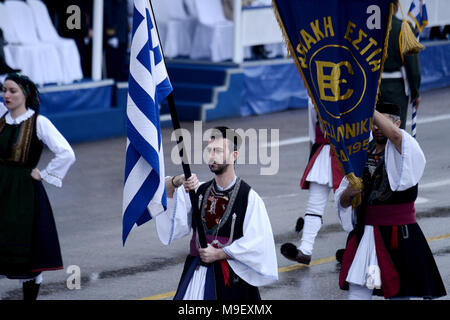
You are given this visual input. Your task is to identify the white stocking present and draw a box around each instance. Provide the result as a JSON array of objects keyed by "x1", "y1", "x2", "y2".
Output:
[
  {"x1": 298, "y1": 182, "x2": 330, "y2": 255},
  {"x1": 348, "y1": 283, "x2": 373, "y2": 300}
]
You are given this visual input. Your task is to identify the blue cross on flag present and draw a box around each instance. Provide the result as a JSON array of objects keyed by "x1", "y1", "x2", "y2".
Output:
[{"x1": 122, "y1": 0, "x2": 173, "y2": 245}]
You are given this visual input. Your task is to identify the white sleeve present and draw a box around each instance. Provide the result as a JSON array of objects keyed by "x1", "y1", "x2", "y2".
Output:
[
  {"x1": 36, "y1": 115, "x2": 76, "y2": 187},
  {"x1": 0, "y1": 102, "x2": 7, "y2": 117},
  {"x1": 334, "y1": 176, "x2": 355, "y2": 233},
  {"x1": 155, "y1": 184, "x2": 193, "y2": 245},
  {"x1": 385, "y1": 129, "x2": 426, "y2": 191},
  {"x1": 223, "y1": 190, "x2": 278, "y2": 287}
]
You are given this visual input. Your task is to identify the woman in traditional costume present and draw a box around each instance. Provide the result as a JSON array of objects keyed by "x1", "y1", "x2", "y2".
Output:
[{"x1": 0, "y1": 73, "x2": 75, "y2": 300}]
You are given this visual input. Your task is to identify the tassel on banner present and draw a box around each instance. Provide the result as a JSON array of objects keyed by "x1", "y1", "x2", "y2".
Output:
[
  {"x1": 346, "y1": 173, "x2": 364, "y2": 208},
  {"x1": 398, "y1": 0, "x2": 424, "y2": 55}
]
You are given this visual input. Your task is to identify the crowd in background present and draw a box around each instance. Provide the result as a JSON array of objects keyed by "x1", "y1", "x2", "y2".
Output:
[{"x1": 0, "y1": 0, "x2": 449, "y2": 83}]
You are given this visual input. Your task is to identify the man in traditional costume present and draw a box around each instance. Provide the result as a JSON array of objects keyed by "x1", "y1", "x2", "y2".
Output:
[
  {"x1": 335, "y1": 101, "x2": 446, "y2": 299},
  {"x1": 380, "y1": 0, "x2": 421, "y2": 129},
  {"x1": 0, "y1": 73, "x2": 76, "y2": 300},
  {"x1": 281, "y1": 98, "x2": 344, "y2": 265},
  {"x1": 155, "y1": 126, "x2": 278, "y2": 300}
]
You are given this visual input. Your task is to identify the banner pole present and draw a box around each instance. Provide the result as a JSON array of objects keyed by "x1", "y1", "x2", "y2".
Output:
[{"x1": 147, "y1": 0, "x2": 207, "y2": 249}]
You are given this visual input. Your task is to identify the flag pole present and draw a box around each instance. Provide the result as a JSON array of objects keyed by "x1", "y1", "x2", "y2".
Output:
[
  {"x1": 411, "y1": 100, "x2": 417, "y2": 139},
  {"x1": 147, "y1": 0, "x2": 207, "y2": 249}
]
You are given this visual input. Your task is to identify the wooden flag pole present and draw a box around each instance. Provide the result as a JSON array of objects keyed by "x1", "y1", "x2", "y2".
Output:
[
  {"x1": 166, "y1": 93, "x2": 208, "y2": 249},
  {"x1": 147, "y1": 0, "x2": 207, "y2": 249}
]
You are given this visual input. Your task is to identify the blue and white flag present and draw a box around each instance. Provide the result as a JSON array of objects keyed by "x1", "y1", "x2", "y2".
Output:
[
  {"x1": 123, "y1": 0, "x2": 173, "y2": 245},
  {"x1": 408, "y1": 0, "x2": 428, "y2": 33}
]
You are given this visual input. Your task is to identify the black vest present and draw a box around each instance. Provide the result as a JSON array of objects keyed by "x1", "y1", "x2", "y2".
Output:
[
  {"x1": 192, "y1": 178, "x2": 251, "y2": 241},
  {"x1": 362, "y1": 142, "x2": 418, "y2": 206},
  {"x1": 355, "y1": 143, "x2": 418, "y2": 232},
  {"x1": 0, "y1": 113, "x2": 43, "y2": 168}
]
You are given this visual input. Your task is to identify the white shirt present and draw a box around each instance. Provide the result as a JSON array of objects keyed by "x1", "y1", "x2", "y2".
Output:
[
  {"x1": 155, "y1": 179, "x2": 279, "y2": 292},
  {"x1": 0, "y1": 103, "x2": 76, "y2": 187},
  {"x1": 334, "y1": 130, "x2": 426, "y2": 288},
  {"x1": 335, "y1": 129, "x2": 426, "y2": 232}
]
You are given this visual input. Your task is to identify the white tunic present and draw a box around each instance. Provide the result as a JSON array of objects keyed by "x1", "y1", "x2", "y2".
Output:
[
  {"x1": 306, "y1": 98, "x2": 333, "y2": 187},
  {"x1": 154, "y1": 179, "x2": 279, "y2": 299},
  {"x1": 0, "y1": 103, "x2": 76, "y2": 187},
  {"x1": 335, "y1": 130, "x2": 426, "y2": 288}
]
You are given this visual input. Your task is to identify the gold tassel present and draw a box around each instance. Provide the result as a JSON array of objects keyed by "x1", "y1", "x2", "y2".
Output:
[
  {"x1": 346, "y1": 173, "x2": 363, "y2": 208},
  {"x1": 398, "y1": 0, "x2": 424, "y2": 55}
]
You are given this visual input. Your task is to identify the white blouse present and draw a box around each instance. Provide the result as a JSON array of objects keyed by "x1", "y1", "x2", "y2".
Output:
[
  {"x1": 335, "y1": 129, "x2": 426, "y2": 232},
  {"x1": 0, "y1": 103, "x2": 76, "y2": 187}
]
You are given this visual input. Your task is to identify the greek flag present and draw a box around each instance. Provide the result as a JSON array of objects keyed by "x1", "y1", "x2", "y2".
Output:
[
  {"x1": 122, "y1": 0, "x2": 173, "y2": 245},
  {"x1": 408, "y1": 0, "x2": 428, "y2": 33}
]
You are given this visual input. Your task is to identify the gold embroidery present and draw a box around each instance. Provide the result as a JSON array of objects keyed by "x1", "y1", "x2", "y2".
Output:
[
  {"x1": 0, "y1": 117, "x2": 5, "y2": 133},
  {"x1": 7, "y1": 114, "x2": 36, "y2": 164}
]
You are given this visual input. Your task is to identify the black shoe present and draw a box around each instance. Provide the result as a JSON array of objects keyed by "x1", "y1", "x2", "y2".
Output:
[
  {"x1": 23, "y1": 280, "x2": 40, "y2": 301},
  {"x1": 335, "y1": 248, "x2": 345, "y2": 264},
  {"x1": 280, "y1": 242, "x2": 311, "y2": 265},
  {"x1": 295, "y1": 217, "x2": 304, "y2": 233}
]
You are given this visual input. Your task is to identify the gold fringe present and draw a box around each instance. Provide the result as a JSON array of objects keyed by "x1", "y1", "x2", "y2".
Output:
[
  {"x1": 398, "y1": 0, "x2": 424, "y2": 55},
  {"x1": 272, "y1": 1, "x2": 389, "y2": 207},
  {"x1": 271, "y1": 0, "x2": 328, "y2": 139},
  {"x1": 271, "y1": 1, "x2": 295, "y2": 61},
  {"x1": 346, "y1": 172, "x2": 364, "y2": 208}
]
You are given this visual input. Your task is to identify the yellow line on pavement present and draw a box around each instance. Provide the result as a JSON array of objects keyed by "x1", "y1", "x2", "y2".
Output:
[
  {"x1": 140, "y1": 233, "x2": 450, "y2": 300},
  {"x1": 427, "y1": 233, "x2": 450, "y2": 242},
  {"x1": 278, "y1": 256, "x2": 336, "y2": 273},
  {"x1": 141, "y1": 290, "x2": 176, "y2": 300}
]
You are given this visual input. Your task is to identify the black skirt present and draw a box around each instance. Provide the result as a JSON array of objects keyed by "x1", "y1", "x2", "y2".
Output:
[
  {"x1": 174, "y1": 254, "x2": 261, "y2": 300},
  {"x1": 4, "y1": 181, "x2": 63, "y2": 279},
  {"x1": 374, "y1": 223, "x2": 447, "y2": 299}
]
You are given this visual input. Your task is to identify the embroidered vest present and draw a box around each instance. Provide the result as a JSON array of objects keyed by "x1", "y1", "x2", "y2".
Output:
[
  {"x1": 362, "y1": 142, "x2": 418, "y2": 206},
  {"x1": 190, "y1": 178, "x2": 251, "y2": 252},
  {"x1": 0, "y1": 113, "x2": 43, "y2": 168},
  {"x1": 355, "y1": 142, "x2": 418, "y2": 229}
]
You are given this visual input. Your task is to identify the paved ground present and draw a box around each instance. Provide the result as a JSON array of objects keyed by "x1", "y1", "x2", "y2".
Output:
[{"x1": 1, "y1": 86, "x2": 450, "y2": 301}]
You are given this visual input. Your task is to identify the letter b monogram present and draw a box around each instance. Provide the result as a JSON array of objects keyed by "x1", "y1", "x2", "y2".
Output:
[{"x1": 315, "y1": 60, "x2": 354, "y2": 102}]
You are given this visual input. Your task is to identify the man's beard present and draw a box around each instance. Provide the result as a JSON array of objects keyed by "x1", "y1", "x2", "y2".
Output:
[
  {"x1": 375, "y1": 135, "x2": 388, "y2": 145},
  {"x1": 209, "y1": 163, "x2": 229, "y2": 175}
]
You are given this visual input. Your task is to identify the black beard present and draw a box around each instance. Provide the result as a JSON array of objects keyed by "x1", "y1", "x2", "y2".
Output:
[
  {"x1": 375, "y1": 136, "x2": 388, "y2": 145},
  {"x1": 209, "y1": 163, "x2": 229, "y2": 175}
]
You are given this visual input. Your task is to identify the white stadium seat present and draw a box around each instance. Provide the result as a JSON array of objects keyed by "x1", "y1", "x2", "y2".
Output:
[
  {"x1": 151, "y1": 0, "x2": 196, "y2": 58},
  {"x1": 2, "y1": 0, "x2": 64, "y2": 85},
  {"x1": 27, "y1": 0, "x2": 83, "y2": 84},
  {"x1": 189, "y1": 0, "x2": 233, "y2": 62},
  {"x1": 0, "y1": 2, "x2": 47, "y2": 84}
]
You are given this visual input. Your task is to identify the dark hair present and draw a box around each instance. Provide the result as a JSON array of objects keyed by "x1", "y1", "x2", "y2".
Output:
[
  {"x1": 4, "y1": 73, "x2": 40, "y2": 112},
  {"x1": 376, "y1": 99, "x2": 400, "y2": 117},
  {"x1": 209, "y1": 126, "x2": 242, "y2": 152}
]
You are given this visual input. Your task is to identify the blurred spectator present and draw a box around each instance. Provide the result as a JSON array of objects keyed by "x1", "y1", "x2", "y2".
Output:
[
  {"x1": 43, "y1": 0, "x2": 93, "y2": 78},
  {"x1": 222, "y1": 0, "x2": 270, "y2": 59},
  {"x1": 104, "y1": 0, "x2": 129, "y2": 81},
  {"x1": 222, "y1": 0, "x2": 255, "y2": 20},
  {"x1": 430, "y1": 25, "x2": 450, "y2": 40},
  {"x1": 443, "y1": 25, "x2": 450, "y2": 39},
  {"x1": 0, "y1": 28, "x2": 19, "y2": 75}
]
